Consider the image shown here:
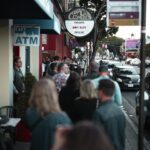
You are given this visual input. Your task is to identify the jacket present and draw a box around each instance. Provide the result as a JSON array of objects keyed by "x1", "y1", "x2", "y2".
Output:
[
  {"x1": 93, "y1": 101, "x2": 126, "y2": 150},
  {"x1": 72, "y1": 97, "x2": 98, "y2": 123},
  {"x1": 13, "y1": 68, "x2": 25, "y2": 93},
  {"x1": 25, "y1": 107, "x2": 71, "y2": 150}
]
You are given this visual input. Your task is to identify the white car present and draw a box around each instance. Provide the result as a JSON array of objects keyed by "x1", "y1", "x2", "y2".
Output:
[
  {"x1": 130, "y1": 58, "x2": 141, "y2": 66},
  {"x1": 125, "y1": 58, "x2": 133, "y2": 64}
]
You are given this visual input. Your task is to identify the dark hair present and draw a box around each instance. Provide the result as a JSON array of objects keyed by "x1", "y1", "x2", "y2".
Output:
[
  {"x1": 13, "y1": 57, "x2": 21, "y2": 65},
  {"x1": 98, "y1": 79, "x2": 115, "y2": 97},
  {"x1": 99, "y1": 65, "x2": 108, "y2": 72},
  {"x1": 50, "y1": 62, "x2": 58, "y2": 71},
  {"x1": 90, "y1": 61, "x2": 99, "y2": 72},
  {"x1": 66, "y1": 71, "x2": 81, "y2": 90},
  {"x1": 63, "y1": 122, "x2": 113, "y2": 150},
  {"x1": 58, "y1": 63, "x2": 66, "y2": 71},
  {"x1": 53, "y1": 56, "x2": 60, "y2": 61},
  {"x1": 64, "y1": 56, "x2": 67, "y2": 60}
]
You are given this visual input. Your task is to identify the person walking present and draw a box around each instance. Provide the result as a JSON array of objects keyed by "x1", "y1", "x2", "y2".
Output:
[
  {"x1": 59, "y1": 71, "x2": 81, "y2": 121},
  {"x1": 53, "y1": 63, "x2": 70, "y2": 93},
  {"x1": 92, "y1": 65, "x2": 122, "y2": 106},
  {"x1": 72, "y1": 79, "x2": 98, "y2": 123},
  {"x1": 25, "y1": 78, "x2": 71, "y2": 150},
  {"x1": 93, "y1": 79, "x2": 126, "y2": 150},
  {"x1": 83, "y1": 61, "x2": 99, "y2": 80}
]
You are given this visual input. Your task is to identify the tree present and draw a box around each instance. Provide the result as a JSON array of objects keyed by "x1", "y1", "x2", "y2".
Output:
[
  {"x1": 97, "y1": 36, "x2": 124, "y2": 56},
  {"x1": 78, "y1": 0, "x2": 118, "y2": 61}
]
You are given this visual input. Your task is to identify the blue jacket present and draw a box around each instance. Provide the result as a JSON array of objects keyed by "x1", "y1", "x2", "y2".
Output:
[{"x1": 92, "y1": 75, "x2": 122, "y2": 106}]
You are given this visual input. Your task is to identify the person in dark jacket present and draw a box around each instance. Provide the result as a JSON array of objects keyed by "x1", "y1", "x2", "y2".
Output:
[
  {"x1": 25, "y1": 78, "x2": 71, "y2": 150},
  {"x1": 13, "y1": 57, "x2": 25, "y2": 105},
  {"x1": 93, "y1": 79, "x2": 126, "y2": 150},
  {"x1": 59, "y1": 71, "x2": 81, "y2": 121},
  {"x1": 73, "y1": 79, "x2": 98, "y2": 123},
  {"x1": 83, "y1": 61, "x2": 99, "y2": 80},
  {"x1": 13, "y1": 57, "x2": 25, "y2": 94}
]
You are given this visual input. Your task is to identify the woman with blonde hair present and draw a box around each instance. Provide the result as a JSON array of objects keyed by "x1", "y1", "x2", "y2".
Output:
[
  {"x1": 25, "y1": 78, "x2": 71, "y2": 150},
  {"x1": 72, "y1": 79, "x2": 98, "y2": 123}
]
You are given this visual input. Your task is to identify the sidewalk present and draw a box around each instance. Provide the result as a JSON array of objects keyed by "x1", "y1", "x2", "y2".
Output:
[{"x1": 125, "y1": 109, "x2": 150, "y2": 150}]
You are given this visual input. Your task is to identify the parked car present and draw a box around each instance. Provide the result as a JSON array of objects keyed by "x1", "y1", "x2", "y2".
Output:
[
  {"x1": 130, "y1": 58, "x2": 140, "y2": 66},
  {"x1": 112, "y1": 66, "x2": 140, "y2": 90},
  {"x1": 135, "y1": 72, "x2": 150, "y2": 128},
  {"x1": 107, "y1": 61, "x2": 123, "y2": 77},
  {"x1": 125, "y1": 58, "x2": 133, "y2": 64},
  {"x1": 145, "y1": 60, "x2": 150, "y2": 68},
  {"x1": 100, "y1": 60, "x2": 123, "y2": 77}
]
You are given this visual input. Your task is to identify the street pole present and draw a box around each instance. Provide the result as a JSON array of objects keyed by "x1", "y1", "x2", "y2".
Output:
[
  {"x1": 138, "y1": 0, "x2": 146, "y2": 149},
  {"x1": 92, "y1": 18, "x2": 98, "y2": 61}
]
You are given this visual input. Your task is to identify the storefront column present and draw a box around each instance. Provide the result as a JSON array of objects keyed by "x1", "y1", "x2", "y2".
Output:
[
  {"x1": 30, "y1": 47, "x2": 39, "y2": 80},
  {"x1": 0, "y1": 20, "x2": 13, "y2": 106}
]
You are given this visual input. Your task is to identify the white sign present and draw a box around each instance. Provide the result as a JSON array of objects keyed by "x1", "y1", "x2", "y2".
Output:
[
  {"x1": 65, "y1": 20, "x2": 94, "y2": 37},
  {"x1": 13, "y1": 25, "x2": 40, "y2": 46},
  {"x1": 65, "y1": 7, "x2": 94, "y2": 37}
]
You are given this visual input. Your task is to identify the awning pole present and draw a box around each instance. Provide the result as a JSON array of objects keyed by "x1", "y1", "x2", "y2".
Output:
[{"x1": 138, "y1": 0, "x2": 146, "y2": 150}]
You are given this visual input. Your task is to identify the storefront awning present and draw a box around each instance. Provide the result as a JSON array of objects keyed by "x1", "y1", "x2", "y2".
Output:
[
  {"x1": 0, "y1": 0, "x2": 53, "y2": 19},
  {"x1": 14, "y1": 14, "x2": 61, "y2": 34}
]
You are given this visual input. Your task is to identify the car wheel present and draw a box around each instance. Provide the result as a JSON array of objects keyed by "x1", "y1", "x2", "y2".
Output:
[
  {"x1": 144, "y1": 116, "x2": 150, "y2": 129},
  {"x1": 136, "y1": 106, "x2": 139, "y2": 116}
]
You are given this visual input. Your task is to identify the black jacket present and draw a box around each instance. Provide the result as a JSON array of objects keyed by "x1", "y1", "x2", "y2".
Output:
[
  {"x1": 73, "y1": 97, "x2": 98, "y2": 123},
  {"x1": 59, "y1": 86, "x2": 80, "y2": 121}
]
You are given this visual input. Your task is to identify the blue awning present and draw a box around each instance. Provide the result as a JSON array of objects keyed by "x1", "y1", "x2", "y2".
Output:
[{"x1": 14, "y1": 14, "x2": 61, "y2": 34}]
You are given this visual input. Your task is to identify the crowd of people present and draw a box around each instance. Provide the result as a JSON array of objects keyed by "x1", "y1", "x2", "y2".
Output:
[{"x1": 13, "y1": 55, "x2": 126, "y2": 150}]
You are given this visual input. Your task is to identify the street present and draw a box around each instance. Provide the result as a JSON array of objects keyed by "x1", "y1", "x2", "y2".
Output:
[{"x1": 122, "y1": 66, "x2": 150, "y2": 149}]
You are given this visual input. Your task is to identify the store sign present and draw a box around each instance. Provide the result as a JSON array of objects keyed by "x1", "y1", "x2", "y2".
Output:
[
  {"x1": 107, "y1": 0, "x2": 141, "y2": 26},
  {"x1": 125, "y1": 39, "x2": 140, "y2": 50},
  {"x1": 13, "y1": 25, "x2": 40, "y2": 46},
  {"x1": 65, "y1": 8, "x2": 94, "y2": 37}
]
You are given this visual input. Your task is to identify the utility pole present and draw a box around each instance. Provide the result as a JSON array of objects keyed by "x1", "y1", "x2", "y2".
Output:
[{"x1": 138, "y1": 0, "x2": 146, "y2": 149}]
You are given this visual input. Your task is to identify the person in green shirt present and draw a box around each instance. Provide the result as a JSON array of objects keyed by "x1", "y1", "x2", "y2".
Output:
[
  {"x1": 92, "y1": 65, "x2": 122, "y2": 106},
  {"x1": 93, "y1": 79, "x2": 126, "y2": 150}
]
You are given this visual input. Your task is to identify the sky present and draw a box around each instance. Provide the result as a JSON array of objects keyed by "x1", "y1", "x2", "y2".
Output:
[{"x1": 115, "y1": 0, "x2": 150, "y2": 39}]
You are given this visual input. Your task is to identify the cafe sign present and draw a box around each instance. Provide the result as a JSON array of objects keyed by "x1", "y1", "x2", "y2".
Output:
[
  {"x1": 13, "y1": 25, "x2": 40, "y2": 46},
  {"x1": 65, "y1": 8, "x2": 94, "y2": 37}
]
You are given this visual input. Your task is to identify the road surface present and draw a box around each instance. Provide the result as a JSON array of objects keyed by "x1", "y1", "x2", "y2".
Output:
[{"x1": 122, "y1": 65, "x2": 150, "y2": 149}]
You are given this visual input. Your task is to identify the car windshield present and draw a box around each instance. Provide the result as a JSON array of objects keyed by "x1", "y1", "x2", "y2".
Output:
[
  {"x1": 108, "y1": 62, "x2": 122, "y2": 68},
  {"x1": 119, "y1": 68, "x2": 138, "y2": 75}
]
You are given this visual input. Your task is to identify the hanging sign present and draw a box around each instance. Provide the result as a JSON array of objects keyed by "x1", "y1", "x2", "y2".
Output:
[
  {"x1": 65, "y1": 7, "x2": 94, "y2": 37},
  {"x1": 13, "y1": 25, "x2": 40, "y2": 46},
  {"x1": 107, "y1": 0, "x2": 141, "y2": 26}
]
